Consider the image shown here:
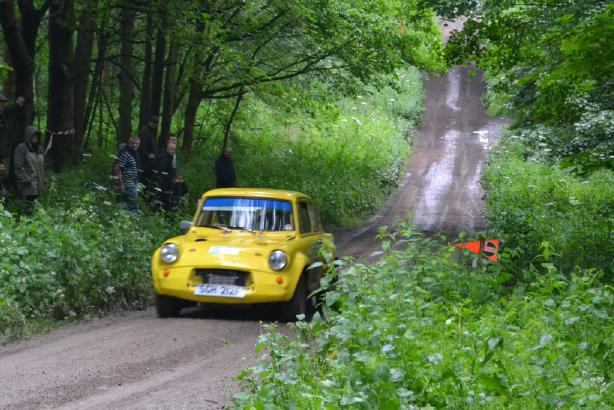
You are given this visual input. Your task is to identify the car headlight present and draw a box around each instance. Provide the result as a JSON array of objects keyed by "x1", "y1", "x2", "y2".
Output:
[
  {"x1": 160, "y1": 243, "x2": 179, "y2": 264},
  {"x1": 269, "y1": 250, "x2": 288, "y2": 271}
]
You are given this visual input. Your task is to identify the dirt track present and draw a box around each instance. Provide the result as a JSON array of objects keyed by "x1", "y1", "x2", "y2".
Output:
[
  {"x1": 336, "y1": 65, "x2": 508, "y2": 258},
  {"x1": 0, "y1": 26, "x2": 508, "y2": 410}
]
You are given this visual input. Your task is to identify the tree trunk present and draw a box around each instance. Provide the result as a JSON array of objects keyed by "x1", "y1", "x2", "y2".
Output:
[
  {"x1": 0, "y1": 0, "x2": 44, "y2": 155},
  {"x1": 182, "y1": 80, "x2": 202, "y2": 159},
  {"x1": 47, "y1": 0, "x2": 76, "y2": 172},
  {"x1": 149, "y1": 26, "x2": 166, "y2": 118},
  {"x1": 159, "y1": 39, "x2": 179, "y2": 149},
  {"x1": 82, "y1": 30, "x2": 108, "y2": 150},
  {"x1": 72, "y1": 10, "x2": 95, "y2": 164},
  {"x1": 222, "y1": 86, "x2": 246, "y2": 150},
  {"x1": 138, "y1": 14, "x2": 153, "y2": 129},
  {"x1": 117, "y1": 7, "x2": 136, "y2": 144}
]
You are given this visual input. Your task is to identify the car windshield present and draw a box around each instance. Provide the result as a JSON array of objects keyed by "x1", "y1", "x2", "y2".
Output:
[{"x1": 196, "y1": 197, "x2": 295, "y2": 232}]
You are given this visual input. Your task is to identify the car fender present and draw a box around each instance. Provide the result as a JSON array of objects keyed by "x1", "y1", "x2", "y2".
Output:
[{"x1": 283, "y1": 250, "x2": 311, "y2": 300}]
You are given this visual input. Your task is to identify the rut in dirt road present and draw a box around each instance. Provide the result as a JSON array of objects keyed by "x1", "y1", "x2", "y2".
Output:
[
  {"x1": 337, "y1": 66, "x2": 508, "y2": 257},
  {"x1": 0, "y1": 65, "x2": 507, "y2": 410}
]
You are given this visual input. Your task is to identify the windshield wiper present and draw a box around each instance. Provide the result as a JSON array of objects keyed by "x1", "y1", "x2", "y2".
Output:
[
  {"x1": 202, "y1": 224, "x2": 230, "y2": 232},
  {"x1": 228, "y1": 225, "x2": 256, "y2": 233}
]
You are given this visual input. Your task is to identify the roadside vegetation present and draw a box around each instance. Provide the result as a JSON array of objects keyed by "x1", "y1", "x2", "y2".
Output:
[
  {"x1": 0, "y1": 198, "x2": 172, "y2": 343},
  {"x1": 447, "y1": 1, "x2": 613, "y2": 276},
  {"x1": 235, "y1": 230, "x2": 614, "y2": 408}
]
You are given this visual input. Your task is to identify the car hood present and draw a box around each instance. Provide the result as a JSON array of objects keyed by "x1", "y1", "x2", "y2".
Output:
[{"x1": 172, "y1": 230, "x2": 295, "y2": 269}]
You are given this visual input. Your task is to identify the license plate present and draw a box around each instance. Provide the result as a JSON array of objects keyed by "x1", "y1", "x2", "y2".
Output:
[{"x1": 194, "y1": 284, "x2": 246, "y2": 298}]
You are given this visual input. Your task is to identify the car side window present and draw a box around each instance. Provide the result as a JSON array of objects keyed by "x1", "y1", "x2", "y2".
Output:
[
  {"x1": 298, "y1": 201, "x2": 312, "y2": 234},
  {"x1": 308, "y1": 203, "x2": 322, "y2": 232}
]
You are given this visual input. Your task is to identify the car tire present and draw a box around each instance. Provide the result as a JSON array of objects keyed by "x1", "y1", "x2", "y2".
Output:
[
  {"x1": 281, "y1": 274, "x2": 306, "y2": 322},
  {"x1": 281, "y1": 272, "x2": 317, "y2": 322},
  {"x1": 155, "y1": 294, "x2": 182, "y2": 318}
]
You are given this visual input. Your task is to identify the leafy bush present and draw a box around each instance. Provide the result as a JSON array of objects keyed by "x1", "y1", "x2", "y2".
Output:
[
  {"x1": 0, "y1": 196, "x2": 172, "y2": 343},
  {"x1": 482, "y1": 135, "x2": 614, "y2": 277},
  {"x1": 449, "y1": 2, "x2": 614, "y2": 174},
  {"x1": 183, "y1": 68, "x2": 423, "y2": 226},
  {"x1": 235, "y1": 230, "x2": 614, "y2": 408}
]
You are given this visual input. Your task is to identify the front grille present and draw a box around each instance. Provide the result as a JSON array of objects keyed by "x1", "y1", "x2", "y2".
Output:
[{"x1": 195, "y1": 269, "x2": 249, "y2": 286}]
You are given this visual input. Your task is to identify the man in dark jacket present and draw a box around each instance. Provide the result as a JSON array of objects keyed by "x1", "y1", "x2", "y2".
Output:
[
  {"x1": 155, "y1": 142, "x2": 187, "y2": 210},
  {"x1": 138, "y1": 115, "x2": 158, "y2": 188},
  {"x1": 13, "y1": 126, "x2": 45, "y2": 201},
  {"x1": 215, "y1": 146, "x2": 236, "y2": 188}
]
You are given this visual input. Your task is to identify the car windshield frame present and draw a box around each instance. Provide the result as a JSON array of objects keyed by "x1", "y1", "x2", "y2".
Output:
[{"x1": 195, "y1": 196, "x2": 295, "y2": 233}]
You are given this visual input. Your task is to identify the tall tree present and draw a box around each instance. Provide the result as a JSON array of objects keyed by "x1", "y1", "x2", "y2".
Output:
[
  {"x1": 159, "y1": 39, "x2": 179, "y2": 148},
  {"x1": 138, "y1": 14, "x2": 154, "y2": 129},
  {"x1": 73, "y1": 2, "x2": 97, "y2": 163},
  {"x1": 47, "y1": 0, "x2": 76, "y2": 171},
  {"x1": 118, "y1": 7, "x2": 136, "y2": 144},
  {"x1": 0, "y1": 0, "x2": 51, "y2": 152},
  {"x1": 149, "y1": 25, "x2": 166, "y2": 118}
]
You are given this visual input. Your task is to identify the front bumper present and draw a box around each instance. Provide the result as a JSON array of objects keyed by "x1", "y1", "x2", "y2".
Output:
[{"x1": 153, "y1": 266, "x2": 294, "y2": 304}]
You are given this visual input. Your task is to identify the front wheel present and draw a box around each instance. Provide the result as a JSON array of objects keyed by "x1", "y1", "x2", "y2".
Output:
[
  {"x1": 280, "y1": 273, "x2": 317, "y2": 322},
  {"x1": 155, "y1": 294, "x2": 183, "y2": 318}
]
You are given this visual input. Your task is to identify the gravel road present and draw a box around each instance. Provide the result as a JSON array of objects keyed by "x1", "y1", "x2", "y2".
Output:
[{"x1": 0, "y1": 22, "x2": 508, "y2": 410}]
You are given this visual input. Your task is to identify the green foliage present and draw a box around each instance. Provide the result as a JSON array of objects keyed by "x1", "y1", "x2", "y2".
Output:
[
  {"x1": 235, "y1": 230, "x2": 614, "y2": 408},
  {"x1": 482, "y1": 134, "x2": 614, "y2": 277},
  {"x1": 0, "y1": 197, "x2": 173, "y2": 343},
  {"x1": 448, "y1": 1, "x2": 613, "y2": 173},
  {"x1": 186, "y1": 68, "x2": 424, "y2": 226}
]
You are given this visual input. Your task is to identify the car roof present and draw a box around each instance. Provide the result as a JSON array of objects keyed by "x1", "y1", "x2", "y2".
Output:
[{"x1": 201, "y1": 188, "x2": 310, "y2": 201}]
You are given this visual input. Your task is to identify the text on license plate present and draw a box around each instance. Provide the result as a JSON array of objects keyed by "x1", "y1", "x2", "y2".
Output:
[{"x1": 194, "y1": 284, "x2": 246, "y2": 298}]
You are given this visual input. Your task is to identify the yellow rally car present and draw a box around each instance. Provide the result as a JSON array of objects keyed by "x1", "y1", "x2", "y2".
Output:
[{"x1": 151, "y1": 188, "x2": 335, "y2": 321}]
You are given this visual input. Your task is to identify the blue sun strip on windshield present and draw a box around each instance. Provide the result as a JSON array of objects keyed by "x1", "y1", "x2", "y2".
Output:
[{"x1": 203, "y1": 198, "x2": 293, "y2": 212}]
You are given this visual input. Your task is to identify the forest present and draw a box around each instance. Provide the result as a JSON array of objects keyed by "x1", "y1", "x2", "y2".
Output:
[{"x1": 0, "y1": 0, "x2": 612, "y2": 407}]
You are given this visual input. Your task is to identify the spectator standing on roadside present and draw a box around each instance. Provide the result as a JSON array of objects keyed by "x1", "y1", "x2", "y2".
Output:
[
  {"x1": 115, "y1": 136, "x2": 141, "y2": 213},
  {"x1": 215, "y1": 146, "x2": 236, "y2": 188},
  {"x1": 155, "y1": 141, "x2": 186, "y2": 210},
  {"x1": 13, "y1": 126, "x2": 46, "y2": 201},
  {"x1": 159, "y1": 134, "x2": 178, "y2": 156},
  {"x1": 138, "y1": 115, "x2": 158, "y2": 189}
]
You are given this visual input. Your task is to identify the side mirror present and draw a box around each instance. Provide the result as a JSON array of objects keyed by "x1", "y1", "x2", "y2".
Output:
[{"x1": 179, "y1": 220, "x2": 192, "y2": 234}]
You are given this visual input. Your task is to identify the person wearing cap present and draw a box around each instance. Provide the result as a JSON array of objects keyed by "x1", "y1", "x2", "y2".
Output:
[
  {"x1": 13, "y1": 125, "x2": 45, "y2": 201},
  {"x1": 138, "y1": 115, "x2": 158, "y2": 190}
]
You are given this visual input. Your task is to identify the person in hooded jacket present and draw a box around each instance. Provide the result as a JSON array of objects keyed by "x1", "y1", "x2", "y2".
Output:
[{"x1": 13, "y1": 126, "x2": 45, "y2": 201}]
